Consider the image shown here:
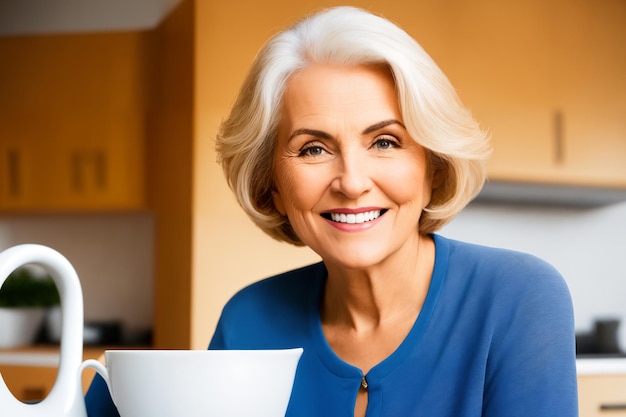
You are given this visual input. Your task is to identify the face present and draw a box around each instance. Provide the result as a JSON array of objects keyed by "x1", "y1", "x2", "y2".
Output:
[{"x1": 273, "y1": 64, "x2": 433, "y2": 270}]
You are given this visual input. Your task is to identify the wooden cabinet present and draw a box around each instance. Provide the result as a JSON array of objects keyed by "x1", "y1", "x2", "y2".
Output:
[
  {"x1": 0, "y1": 346, "x2": 104, "y2": 402},
  {"x1": 0, "y1": 115, "x2": 144, "y2": 212},
  {"x1": 0, "y1": 32, "x2": 148, "y2": 212},
  {"x1": 578, "y1": 374, "x2": 626, "y2": 417},
  {"x1": 436, "y1": 0, "x2": 626, "y2": 188},
  {"x1": 552, "y1": 1, "x2": 626, "y2": 187}
]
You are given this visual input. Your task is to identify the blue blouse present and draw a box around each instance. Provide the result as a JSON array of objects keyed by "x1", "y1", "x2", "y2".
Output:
[{"x1": 85, "y1": 234, "x2": 578, "y2": 416}]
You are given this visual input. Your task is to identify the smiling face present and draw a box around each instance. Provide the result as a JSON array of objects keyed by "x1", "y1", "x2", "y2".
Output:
[{"x1": 273, "y1": 63, "x2": 433, "y2": 270}]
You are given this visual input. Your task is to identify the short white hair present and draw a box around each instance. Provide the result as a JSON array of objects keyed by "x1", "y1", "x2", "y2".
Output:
[{"x1": 217, "y1": 6, "x2": 491, "y2": 245}]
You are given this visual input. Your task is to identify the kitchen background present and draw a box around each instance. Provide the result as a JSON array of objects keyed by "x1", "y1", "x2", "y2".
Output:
[
  {"x1": 0, "y1": 213, "x2": 154, "y2": 338},
  {"x1": 1, "y1": 0, "x2": 625, "y2": 352}
]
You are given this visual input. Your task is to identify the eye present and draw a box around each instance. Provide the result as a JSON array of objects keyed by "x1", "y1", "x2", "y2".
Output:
[
  {"x1": 373, "y1": 136, "x2": 399, "y2": 150},
  {"x1": 298, "y1": 145, "x2": 326, "y2": 157}
]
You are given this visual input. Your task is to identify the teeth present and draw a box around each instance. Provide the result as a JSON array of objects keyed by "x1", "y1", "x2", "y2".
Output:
[{"x1": 330, "y1": 210, "x2": 381, "y2": 224}]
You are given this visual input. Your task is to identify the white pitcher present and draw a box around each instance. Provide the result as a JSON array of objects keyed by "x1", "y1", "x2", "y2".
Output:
[
  {"x1": 0, "y1": 244, "x2": 88, "y2": 417},
  {"x1": 0, "y1": 244, "x2": 303, "y2": 417}
]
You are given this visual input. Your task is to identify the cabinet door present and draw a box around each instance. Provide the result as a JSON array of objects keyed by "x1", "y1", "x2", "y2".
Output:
[
  {"x1": 0, "y1": 347, "x2": 102, "y2": 402},
  {"x1": 0, "y1": 114, "x2": 52, "y2": 210},
  {"x1": 554, "y1": 0, "x2": 626, "y2": 187},
  {"x1": 437, "y1": 0, "x2": 626, "y2": 188},
  {"x1": 0, "y1": 112, "x2": 144, "y2": 212},
  {"x1": 433, "y1": 0, "x2": 561, "y2": 182},
  {"x1": 39, "y1": 111, "x2": 145, "y2": 212},
  {"x1": 578, "y1": 374, "x2": 626, "y2": 417},
  {"x1": 0, "y1": 32, "x2": 146, "y2": 212}
]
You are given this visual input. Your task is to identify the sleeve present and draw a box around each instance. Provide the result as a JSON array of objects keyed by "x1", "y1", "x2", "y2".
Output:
[
  {"x1": 84, "y1": 373, "x2": 120, "y2": 417},
  {"x1": 482, "y1": 259, "x2": 579, "y2": 417},
  {"x1": 208, "y1": 315, "x2": 227, "y2": 349}
]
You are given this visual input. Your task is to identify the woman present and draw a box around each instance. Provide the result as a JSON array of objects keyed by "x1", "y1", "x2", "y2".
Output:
[
  {"x1": 210, "y1": 6, "x2": 577, "y2": 417},
  {"x1": 85, "y1": 6, "x2": 578, "y2": 417}
]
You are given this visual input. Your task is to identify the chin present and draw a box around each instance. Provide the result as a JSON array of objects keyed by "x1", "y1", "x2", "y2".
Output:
[{"x1": 321, "y1": 251, "x2": 391, "y2": 272}]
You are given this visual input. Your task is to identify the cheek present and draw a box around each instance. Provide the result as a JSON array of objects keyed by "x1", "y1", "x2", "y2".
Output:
[
  {"x1": 381, "y1": 161, "x2": 433, "y2": 207},
  {"x1": 274, "y1": 163, "x2": 328, "y2": 215}
]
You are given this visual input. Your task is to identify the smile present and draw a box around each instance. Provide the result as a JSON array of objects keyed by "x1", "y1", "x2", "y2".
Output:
[{"x1": 324, "y1": 210, "x2": 385, "y2": 224}]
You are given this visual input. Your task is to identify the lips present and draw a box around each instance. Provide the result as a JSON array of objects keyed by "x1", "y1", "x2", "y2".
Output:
[{"x1": 322, "y1": 209, "x2": 386, "y2": 224}]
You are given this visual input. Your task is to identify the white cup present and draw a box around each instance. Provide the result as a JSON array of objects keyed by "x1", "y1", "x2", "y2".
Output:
[{"x1": 82, "y1": 348, "x2": 303, "y2": 417}]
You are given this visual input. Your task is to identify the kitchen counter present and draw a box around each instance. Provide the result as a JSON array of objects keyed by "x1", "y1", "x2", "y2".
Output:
[
  {"x1": 0, "y1": 345, "x2": 148, "y2": 367},
  {"x1": 0, "y1": 350, "x2": 59, "y2": 367},
  {"x1": 577, "y1": 357, "x2": 626, "y2": 375},
  {"x1": 0, "y1": 345, "x2": 109, "y2": 401}
]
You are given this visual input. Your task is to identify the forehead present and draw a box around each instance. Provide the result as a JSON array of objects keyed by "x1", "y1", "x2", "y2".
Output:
[{"x1": 280, "y1": 63, "x2": 401, "y2": 125}]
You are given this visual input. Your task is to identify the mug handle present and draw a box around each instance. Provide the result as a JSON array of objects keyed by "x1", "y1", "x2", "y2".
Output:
[{"x1": 81, "y1": 359, "x2": 112, "y2": 396}]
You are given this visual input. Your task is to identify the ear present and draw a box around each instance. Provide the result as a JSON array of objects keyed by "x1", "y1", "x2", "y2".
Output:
[
  {"x1": 427, "y1": 152, "x2": 446, "y2": 190},
  {"x1": 273, "y1": 191, "x2": 287, "y2": 215},
  {"x1": 431, "y1": 168, "x2": 446, "y2": 190}
]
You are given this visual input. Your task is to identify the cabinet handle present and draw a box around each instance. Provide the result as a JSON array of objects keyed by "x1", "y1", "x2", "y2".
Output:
[
  {"x1": 600, "y1": 404, "x2": 626, "y2": 411},
  {"x1": 94, "y1": 150, "x2": 107, "y2": 190},
  {"x1": 71, "y1": 150, "x2": 107, "y2": 192},
  {"x1": 71, "y1": 151, "x2": 83, "y2": 192},
  {"x1": 553, "y1": 110, "x2": 564, "y2": 165},
  {"x1": 22, "y1": 386, "x2": 47, "y2": 403},
  {"x1": 7, "y1": 149, "x2": 21, "y2": 197}
]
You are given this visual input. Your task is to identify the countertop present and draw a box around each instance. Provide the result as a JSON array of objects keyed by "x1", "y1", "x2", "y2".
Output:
[
  {"x1": 0, "y1": 345, "x2": 146, "y2": 367},
  {"x1": 577, "y1": 357, "x2": 626, "y2": 375},
  {"x1": 0, "y1": 350, "x2": 60, "y2": 367}
]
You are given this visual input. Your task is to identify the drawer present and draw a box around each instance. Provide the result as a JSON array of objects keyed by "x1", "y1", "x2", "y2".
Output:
[
  {"x1": 578, "y1": 374, "x2": 626, "y2": 417},
  {"x1": 0, "y1": 365, "x2": 62, "y2": 402},
  {"x1": 0, "y1": 346, "x2": 104, "y2": 403}
]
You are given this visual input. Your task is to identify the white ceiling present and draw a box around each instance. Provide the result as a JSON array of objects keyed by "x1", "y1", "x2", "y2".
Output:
[{"x1": 0, "y1": 0, "x2": 181, "y2": 37}]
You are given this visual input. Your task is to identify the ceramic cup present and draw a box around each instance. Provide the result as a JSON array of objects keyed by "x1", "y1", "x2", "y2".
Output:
[{"x1": 82, "y1": 348, "x2": 303, "y2": 417}]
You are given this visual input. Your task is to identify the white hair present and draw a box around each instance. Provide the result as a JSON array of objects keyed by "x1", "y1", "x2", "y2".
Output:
[{"x1": 217, "y1": 6, "x2": 491, "y2": 245}]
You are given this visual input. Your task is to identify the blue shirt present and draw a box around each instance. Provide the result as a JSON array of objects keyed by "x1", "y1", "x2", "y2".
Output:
[{"x1": 85, "y1": 234, "x2": 578, "y2": 416}]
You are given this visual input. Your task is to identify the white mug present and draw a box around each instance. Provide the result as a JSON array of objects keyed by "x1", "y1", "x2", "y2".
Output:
[{"x1": 82, "y1": 348, "x2": 303, "y2": 417}]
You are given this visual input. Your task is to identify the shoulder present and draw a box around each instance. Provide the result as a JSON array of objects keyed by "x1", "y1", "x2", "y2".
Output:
[
  {"x1": 220, "y1": 262, "x2": 325, "y2": 322},
  {"x1": 228, "y1": 262, "x2": 324, "y2": 302},
  {"x1": 433, "y1": 235, "x2": 575, "y2": 354},
  {"x1": 212, "y1": 262, "x2": 326, "y2": 349},
  {"x1": 437, "y1": 234, "x2": 566, "y2": 286},
  {"x1": 434, "y1": 234, "x2": 572, "y2": 311}
]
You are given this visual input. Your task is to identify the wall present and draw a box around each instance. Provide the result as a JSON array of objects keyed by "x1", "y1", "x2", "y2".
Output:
[
  {"x1": 145, "y1": 0, "x2": 195, "y2": 349},
  {"x1": 0, "y1": 213, "x2": 154, "y2": 334}
]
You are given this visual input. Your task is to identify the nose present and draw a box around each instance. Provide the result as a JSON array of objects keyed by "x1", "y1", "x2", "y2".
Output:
[{"x1": 330, "y1": 148, "x2": 373, "y2": 199}]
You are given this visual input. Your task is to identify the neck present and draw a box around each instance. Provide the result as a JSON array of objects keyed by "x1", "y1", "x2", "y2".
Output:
[{"x1": 321, "y1": 233, "x2": 435, "y2": 332}]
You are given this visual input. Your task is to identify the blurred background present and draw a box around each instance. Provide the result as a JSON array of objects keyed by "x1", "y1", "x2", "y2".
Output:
[{"x1": 0, "y1": 0, "x2": 624, "y2": 355}]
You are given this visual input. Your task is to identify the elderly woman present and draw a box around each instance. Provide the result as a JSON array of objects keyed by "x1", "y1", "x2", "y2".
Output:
[
  {"x1": 85, "y1": 6, "x2": 578, "y2": 417},
  {"x1": 210, "y1": 6, "x2": 577, "y2": 417}
]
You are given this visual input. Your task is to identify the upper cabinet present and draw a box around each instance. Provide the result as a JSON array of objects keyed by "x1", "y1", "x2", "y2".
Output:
[
  {"x1": 434, "y1": 0, "x2": 626, "y2": 189},
  {"x1": 0, "y1": 32, "x2": 149, "y2": 212},
  {"x1": 552, "y1": 1, "x2": 626, "y2": 188}
]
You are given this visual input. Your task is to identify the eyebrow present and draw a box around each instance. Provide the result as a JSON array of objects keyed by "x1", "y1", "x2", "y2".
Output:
[
  {"x1": 288, "y1": 119, "x2": 405, "y2": 141},
  {"x1": 288, "y1": 128, "x2": 333, "y2": 141},
  {"x1": 361, "y1": 119, "x2": 405, "y2": 135}
]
